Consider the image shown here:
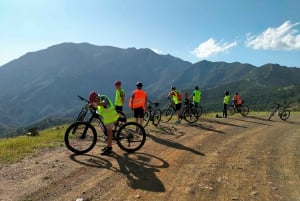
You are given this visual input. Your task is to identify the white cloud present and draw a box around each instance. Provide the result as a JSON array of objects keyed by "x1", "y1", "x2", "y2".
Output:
[
  {"x1": 151, "y1": 48, "x2": 163, "y2": 54},
  {"x1": 246, "y1": 21, "x2": 300, "y2": 50},
  {"x1": 192, "y1": 38, "x2": 237, "y2": 58}
]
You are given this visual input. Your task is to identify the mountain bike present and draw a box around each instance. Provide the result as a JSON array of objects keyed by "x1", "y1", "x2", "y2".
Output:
[
  {"x1": 181, "y1": 99, "x2": 200, "y2": 123},
  {"x1": 228, "y1": 101, "x2": 249, "y2": 116},
  {"x1": 143, "y1": 100, "x2": 161, "y2": 127},
  {"x1": 65, "y1": 95, "x2": 146, "y2": 154},
  {"x1": 161, "y1": 99, "x2": 176, "y2": 123},
  {"x1": 268, "y1": 101, "x2": 291, "y2": 121}
]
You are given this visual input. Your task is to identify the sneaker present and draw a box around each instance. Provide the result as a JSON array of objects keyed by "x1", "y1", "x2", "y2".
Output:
[{"x1": 100, "y1": 146, "x2": 112, "y2": 155}]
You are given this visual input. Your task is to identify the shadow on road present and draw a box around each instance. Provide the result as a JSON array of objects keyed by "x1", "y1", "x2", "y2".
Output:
[
  {"x1": 147, "y1": 134, "x2": 205, "y2": 157},
  {"x1": 70, "y1": 152, "x2": 169, "y2": 192}
]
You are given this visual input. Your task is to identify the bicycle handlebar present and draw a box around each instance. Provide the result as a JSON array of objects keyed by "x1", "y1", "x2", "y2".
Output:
[{"x1": 78, "y1": 95, "x2": 89, "y2": 103}]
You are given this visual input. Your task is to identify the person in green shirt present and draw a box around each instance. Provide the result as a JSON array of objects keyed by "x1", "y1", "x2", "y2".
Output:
[
  {"x1": 114, "y1": 81, "x2": 125, "y2": 112},
  {"x1": 223, "y1": 90, "x2": 231, "y2": 118}
]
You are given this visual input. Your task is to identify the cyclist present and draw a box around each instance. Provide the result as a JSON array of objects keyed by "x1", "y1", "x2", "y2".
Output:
[
  {"x1": 88, "y1": 91, "x2": 119, "y2": 155},
  {"x1": 233, "y1": 92, "x2": 243, "y2": 111},
  {"x1": 192, "y1": 86, "x2": 202, "y2": 111},
  {"x1": 223, "y1": 90, "x2": 231, "y2": 118},
  {"x1": 168, "y1": 86, "x2": 182, "y2": 124},
  {"x1": 114, "y1": 80, "x2": 125, "y2": 112},
  {"x1": 129, "y1": 82, "x2": 147, "y2": 126}
]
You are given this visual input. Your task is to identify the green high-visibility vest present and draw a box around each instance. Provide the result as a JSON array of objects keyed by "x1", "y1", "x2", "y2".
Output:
[
  {"x1": 193, "y1": 90, "x2": 201, "y2": 103},
  {"x1": 97, "y1": 95, "x2": 119, "y2": 125}
]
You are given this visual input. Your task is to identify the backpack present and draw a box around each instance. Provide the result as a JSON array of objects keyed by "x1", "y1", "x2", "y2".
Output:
[{"x1": 176, "y1": 91, "x2": 182, "y2": 101}]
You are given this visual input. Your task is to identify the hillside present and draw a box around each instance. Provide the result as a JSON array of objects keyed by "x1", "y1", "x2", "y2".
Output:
[{"x1": 1, "y1": 42, "x2": 300, "y2": 137}]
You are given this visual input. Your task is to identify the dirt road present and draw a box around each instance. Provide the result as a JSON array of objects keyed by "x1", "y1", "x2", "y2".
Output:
[{"x1": 1, "y1": 113, "x2": 299, "y2": 201}]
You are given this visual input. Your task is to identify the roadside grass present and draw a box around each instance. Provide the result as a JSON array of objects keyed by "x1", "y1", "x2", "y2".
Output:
[{"x1": 0, "y1": 125, "x2": 67, "y2": 165}]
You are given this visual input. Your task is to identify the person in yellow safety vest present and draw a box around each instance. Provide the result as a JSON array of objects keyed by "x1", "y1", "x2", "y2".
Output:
[
  {"x1": 114, "y1": 80, "x2": 125, "y2": 112},
  {"x1": 168, "y1": 86, "x2": 182, "y2": 124},
  {"x1": 129, "y1": 82, "x2": 147, "y2": 126},
  {"x1": 88, "y1": 91, "x2": 119, "y2": 155},
  {"x1": 223, "y1": 90, "x2": 231, "y2": 118},
  {"x1": 192, "y1": 86, "x2": 202, "y2": 108}
]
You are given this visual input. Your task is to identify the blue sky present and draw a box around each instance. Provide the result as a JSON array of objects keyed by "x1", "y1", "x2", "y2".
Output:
[{"x1": 1, "y1": 0, "x2": 300, "y2": 67}]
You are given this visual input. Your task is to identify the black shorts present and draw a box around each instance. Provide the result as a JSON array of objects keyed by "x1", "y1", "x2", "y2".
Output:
[
  {"x1": 115, "y1": 106, "x2": 123, "y2": 112},
  {"x1": 134, "y1": 107, "x2": 145, "y2": 118},
  {"x1": 175, "y1": 103, "x2": 182, "y2": 111}
]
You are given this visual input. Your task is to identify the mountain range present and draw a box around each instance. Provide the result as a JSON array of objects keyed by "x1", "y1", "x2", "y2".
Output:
[{"x1": 0, "y1": 42, "x2": 299, "y2": 137}]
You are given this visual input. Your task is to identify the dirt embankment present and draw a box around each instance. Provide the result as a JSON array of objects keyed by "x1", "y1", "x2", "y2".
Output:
[{"x1": 0, "y1": 114, "x2": 300, "y2": 201}]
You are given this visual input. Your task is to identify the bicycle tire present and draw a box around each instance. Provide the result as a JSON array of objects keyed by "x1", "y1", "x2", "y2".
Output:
[
  {"x1": 240, "y1": 105, "x2": 249, "y2": 116},
  {"x1": 152, "y1": 109, "x2": 161, "y2": 126},
  {"x1": 143, "y1": 110, "x2": 151, "y2": 127},
  {"x1": 280, "y1": 109, "x2": 290, "y2": 121},
  {"x1": 116, "y1": 122, "x2": 146, "y2": 153},
  {"x1": 228, "y1": 105, "x2": 235, "y2": 115},
  {"x1": 183, "y1": 108, "x2": 199, "y2": 123},
  {"x1": 161, "y1": 108, "x2": 174, "y2": 123},
  {"x1": 65, "y1": 121, "x2": 97, "y2": 154},
  {"x1": 196, "y1": 106, "x2": 203, "y2": 116},
  {"x1": 268, "y1": 109, "x2": 276, "y2": 120}
]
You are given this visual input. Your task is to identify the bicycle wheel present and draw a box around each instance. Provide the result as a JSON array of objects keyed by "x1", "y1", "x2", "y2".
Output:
[
  {"x1": 268, "y1": 109, "x2": 276, "y2": 120},
  {"x1": 161, "y1": 108, "x2": 174, "y2": 123},
  {"x1": 280, "y1": 109, "x2": 290, "y2": 121},
  {"x1": 116, "y1": 122, "x2": 146, "y2": 153},
  {"x1": 143, "y1": 110, "x2": 151, "y2": 127},
  {"x1": 183, "y1": 108, "x2": 199, "y2": 123},
  {"x1": 228, "y1": 105, "x2": 235, "y2": 115},
  {"x1": 196, "y1": 106, "x2": 203, "y2": 116},
  {"x1": 240, "y1": 105, "x2": 249, "y2": 116},
  {"x1": 152, "y1": 109, "x2": 161, "y2": 126},
  {"x1": 65, "y1": 121, "x2": 97, "y2": 154}
]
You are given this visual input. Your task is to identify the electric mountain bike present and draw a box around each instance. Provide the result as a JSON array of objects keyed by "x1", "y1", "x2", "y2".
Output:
[
  {"x1": 228, "y1": 101, "x2": 249, "y2": 116},
  {"x1": 65, "y1": 95, "x2": 146, "y2": 154},
  {"x1": 268, "y1": 101, "x2": 291, "y2": 121},
  {"x1": 143, "y1": 100, "x2": 161, "y2": 127}
]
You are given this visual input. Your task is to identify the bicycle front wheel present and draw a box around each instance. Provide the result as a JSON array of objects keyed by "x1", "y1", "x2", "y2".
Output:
[
  {"x1": 268, "y1": 109, "x2": 276, "y2": 120},
  {"x1": 240, "y1": 105, "x2": 249, "y2": 116},
  {"x1": 152, "y1": 109, "x2": 161, "y2": 126},
  {"x1": 143, "y1": 111, "x2": 151, "y2": 127},
  {"x1": 280, "y1": 110, "x2": 290, "y2": 121},
  {"x1": 64, "y1": 122, "x2": 97, "y2": 154},
  {"x1": 116, "y1": 122, "x2": 146, "y2": 153},
  {"x1": 183, "y1": 108, "x2": 199, "y2": 123},
  {"x1": 228, "y1": 105, "x2": 235, "y2": 115},
  {"x1": 161, "y1": 108, "x2": 174, "y2": 123}
]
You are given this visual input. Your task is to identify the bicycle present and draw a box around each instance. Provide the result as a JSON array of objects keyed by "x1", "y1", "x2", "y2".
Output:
[
  {"x1": 160, "y1": 98, "x2": 176, "y2": 123},
  {"x1": 143, "y1": 100, "x2": 161, "y2": 127},
  {"x1": 65, "y1": 95, "x2": 146, "y2": 154},
  {"x1": 228, "y1": 100, "x2": 249, "y2": 116},
  {"x1": 268, "y1": 101, "x2": 291, "y2": 121},
  {"x1": 181, "y1": 99, "x2": 200, "y2": 123}
]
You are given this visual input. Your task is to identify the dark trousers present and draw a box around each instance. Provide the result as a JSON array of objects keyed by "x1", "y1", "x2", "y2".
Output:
[{"x1": 223, "y1": 104, "x2": 228, "y2": 118}]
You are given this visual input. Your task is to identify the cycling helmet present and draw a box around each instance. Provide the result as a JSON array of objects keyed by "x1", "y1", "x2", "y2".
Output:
[
  {"x1": 114, "y1": 80, "x2": 121, "y2": 86},
  {"x1": 224, "y1": 90, "x2": 229, "y2": 95},
  {"x1": 195, "y1": 86, "x2": 199, "y2": 90},
  {"x1": 88, "y1": 91, "x2": 98, "y2": 102},
  {"x1": 171, "y1": 85, "x2": 176, "y2": 90},
  {"x1": 136, "y1": 82, "x2": 143, "y2": 87}
]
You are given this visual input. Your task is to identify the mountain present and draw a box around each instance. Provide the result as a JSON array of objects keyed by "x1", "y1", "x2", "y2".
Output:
[{"x1": 0, "y1": 42, "x2": 300, "y2": 137}]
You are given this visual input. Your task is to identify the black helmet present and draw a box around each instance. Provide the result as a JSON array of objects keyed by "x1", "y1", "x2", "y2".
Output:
[
  {"x1": 224, "y1": 90, "x2": 229, "y2": 95},
  {"x1": 136, "y1": 82, "x2": 143, "y2": 87},
  {"x1": 171, "y1": 85, "x2": 176, "y2": 90},
  {"x1": 195, "y1": 86, "x2": 199, "y2": 90}
]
